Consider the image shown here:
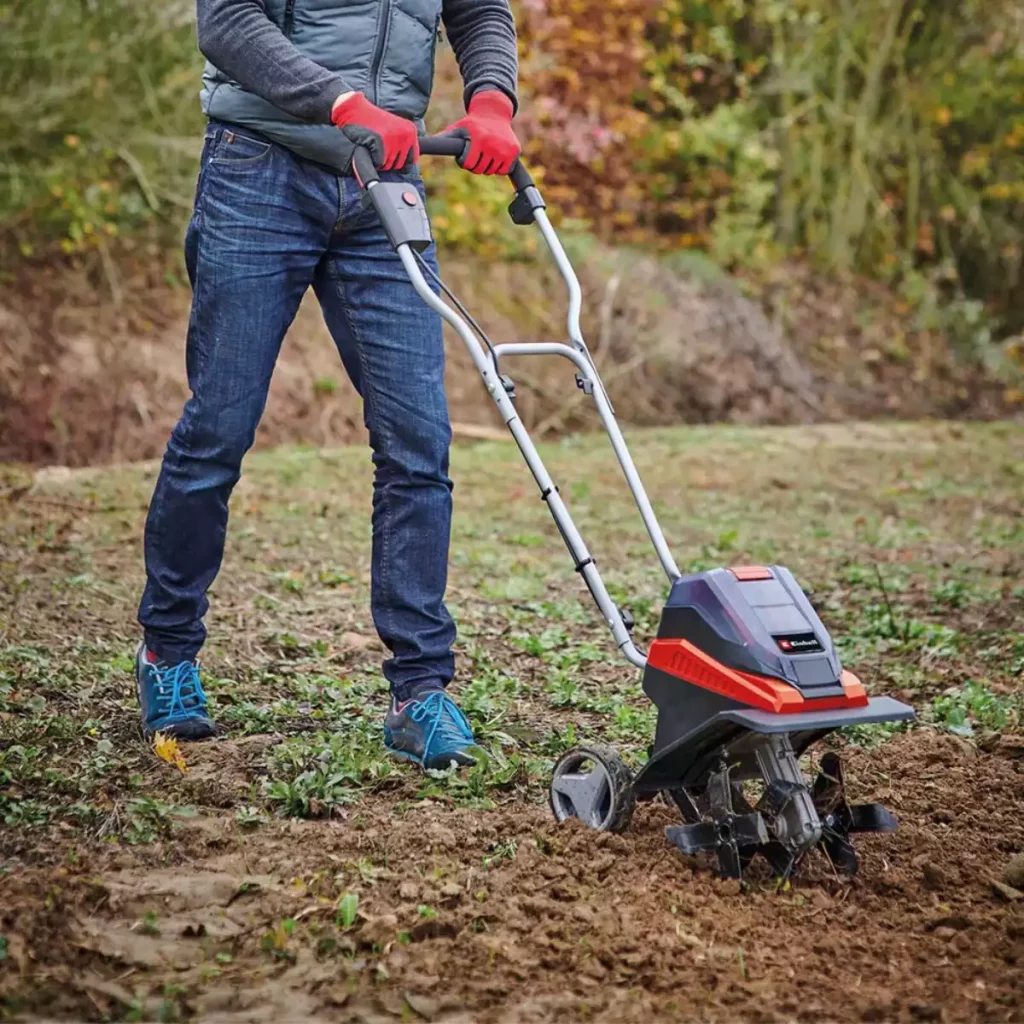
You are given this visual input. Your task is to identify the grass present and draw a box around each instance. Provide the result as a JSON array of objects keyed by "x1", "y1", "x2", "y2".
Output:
[{"x1": 0, "y1": 421, "x2": 1021, "y2": 847}]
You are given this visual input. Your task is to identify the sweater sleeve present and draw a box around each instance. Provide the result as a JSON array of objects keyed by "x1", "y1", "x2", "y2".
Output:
[
  {"x1": 441, "y1": 0, "x2": 519, "y2": 113},
  {"x1": 196, "y1": 0, "x2": 353, "y2": 123}
]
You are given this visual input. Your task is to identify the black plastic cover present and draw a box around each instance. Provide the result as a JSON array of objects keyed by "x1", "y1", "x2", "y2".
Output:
[
  {"x1": 632, "y1": 695, "x2": 916, "y2": 794},
  {"x1": 367, "y1": 182, "x2": 432, "y2": 252},
  {"x1": 509, "y1": 185, "x2": 546, "y2": 226}
]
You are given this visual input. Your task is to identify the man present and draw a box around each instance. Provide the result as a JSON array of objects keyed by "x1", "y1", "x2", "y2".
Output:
[{"x1": 134, "y1": 0, "x2": 520, "y2": 769}]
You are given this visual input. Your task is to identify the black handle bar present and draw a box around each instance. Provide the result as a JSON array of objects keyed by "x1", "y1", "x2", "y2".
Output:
[
  {"x1": 352, "y1": 136, "x2": 534, "y2": 193},
  {"x1": 418, "y1": 136, "x2": 466, "y2": 158}
]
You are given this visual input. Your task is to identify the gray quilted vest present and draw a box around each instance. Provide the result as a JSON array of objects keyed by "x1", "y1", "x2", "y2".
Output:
[{"x1": 199, "y1": 0, "x2": 442, "y2": 171}]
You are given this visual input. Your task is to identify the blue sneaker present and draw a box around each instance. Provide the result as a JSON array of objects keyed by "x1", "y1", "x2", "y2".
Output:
[
  {"x1": 134, "y1": 643, "x2": 216, "y2": 740},
  {"x1": 384, "y1": 687, "x2": 477, "y2": 770}
]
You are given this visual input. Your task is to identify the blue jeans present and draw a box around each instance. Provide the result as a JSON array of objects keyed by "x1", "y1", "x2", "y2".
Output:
[{"x1": 138, "y1": 121, "x2": 456, "y2": 701}]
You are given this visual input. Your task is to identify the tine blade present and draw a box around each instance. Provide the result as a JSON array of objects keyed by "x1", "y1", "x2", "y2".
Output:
[
  {"x1": 812, "y1": 753, "x2": 845, "y2": 815},
  {"x1": 666, "y1": 822, "x2": 720, "y2": 855},
  {"x1": 732, "y1": 811, "x2": 769, "y2": 847},
  {"x1": 823, "y1": 833, "x2": 859, "y2": 875},
  {"x1": 848, "y1": 803, "x2": 899, "y2": 834},
  {"x1": 667, "y1": 788, "x2": 703, "y2": 824},
  {"x1": 707, "y1": 769, "x2": 731, "y2": 818},
  {"x1": 761, "y1": 841, "x2": 796, "y2": 880},
  {"x1": 820, "y1": 752, "x2": 844, "y2": 786},
  {"x1": 739, "y1": 846, "x2": 757, "y2": 874},
  {"x1": 717, "y1": 841, "x2": 743, "y2": 880}
]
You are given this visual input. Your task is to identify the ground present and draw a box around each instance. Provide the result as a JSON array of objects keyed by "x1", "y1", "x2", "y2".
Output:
[{"x1": 1, "y1": 421, "x2": 1022, "y2": 1022}]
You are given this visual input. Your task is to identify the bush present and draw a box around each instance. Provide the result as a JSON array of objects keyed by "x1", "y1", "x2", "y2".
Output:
[
  {"x1": 2, "y1": 0, "x2": 1022, "y2": 355},
  {"x1": 517, "y1": 0, "x2": 1024, "y2": 354},
  {"x1": 0, "y1": 0, "x2": 203, "y2": 256}
]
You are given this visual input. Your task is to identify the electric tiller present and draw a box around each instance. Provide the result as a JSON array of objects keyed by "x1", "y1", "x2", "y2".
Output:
[{"x1": 354, "y1": 141, "x2": 916, "y2": 882}]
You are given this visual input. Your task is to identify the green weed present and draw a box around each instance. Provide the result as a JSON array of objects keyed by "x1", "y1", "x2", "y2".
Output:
[
  {"x1": 234, "y1": 806, "x2": 268, "y2": 829},
  {"x1": 336, "y1": 892, "x2": 359, "y2": 929},
  {"x1": 124, "y1": 797, "x2": 196, "y2": 844},
  {"x1": 931, "y1": 682, "x2": 1021, "y2": 737},
  {"x1": 839, "y1": 721, "x2": 909, "y2": 750}
]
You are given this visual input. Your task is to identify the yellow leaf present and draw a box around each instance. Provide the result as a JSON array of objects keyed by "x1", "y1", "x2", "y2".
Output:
[
  {"x1": 985, "y1": 182, "x2": 1014, "y2": 201},
  {"x1": 154, "y1": 732, "x2": 188, "y2": 774}
]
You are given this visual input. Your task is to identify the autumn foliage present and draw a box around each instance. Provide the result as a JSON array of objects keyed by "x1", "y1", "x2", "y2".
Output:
[
  {"x1": 1, "y1": 0, "x2": 1022, "y2": 347},
  {"x1": 515, "y1": 0, "x2": 655, "y2": 234},
  {"x1": 512, "y1": 0, "x2": 1024, "y2": 350}
]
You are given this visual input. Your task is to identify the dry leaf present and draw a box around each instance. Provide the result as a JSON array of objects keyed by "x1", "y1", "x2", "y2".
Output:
[{"x1": 153, "y1": 732, "x2": 188, "y2": 774}]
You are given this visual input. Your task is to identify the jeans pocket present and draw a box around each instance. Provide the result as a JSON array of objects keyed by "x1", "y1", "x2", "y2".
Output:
[{"x1": 210, "y1": 129, "x2": 273, "y2": 167}]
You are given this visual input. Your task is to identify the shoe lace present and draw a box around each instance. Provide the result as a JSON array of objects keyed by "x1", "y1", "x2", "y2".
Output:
[
  {"x1": 153, "y1": 661, "x2": 208, "y2": 721},
  {"x1": 408, "y1": 692, "x2": 473, "y2": 753}
]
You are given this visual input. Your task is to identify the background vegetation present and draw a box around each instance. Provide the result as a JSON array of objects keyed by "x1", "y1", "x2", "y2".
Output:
[
  {"x1": 519, "y1": 0, "x2": 1024, "y2": 351},
  {"x1": 2, "y1": 0, "x2": 1022, "y2": 359}
]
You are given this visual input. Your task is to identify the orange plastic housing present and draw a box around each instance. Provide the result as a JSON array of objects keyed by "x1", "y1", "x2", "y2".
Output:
[{"x1": 646, "y1": 638, "x2": 869, "y2": 714}]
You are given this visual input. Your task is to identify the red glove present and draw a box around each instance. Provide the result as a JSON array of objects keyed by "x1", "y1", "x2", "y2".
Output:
[
  {"x1": 441, "y1": 90, "x2": 521, "y2": 175},
  {"x1": 331, "y1": 92, "x2": 419, "y2": 171}
]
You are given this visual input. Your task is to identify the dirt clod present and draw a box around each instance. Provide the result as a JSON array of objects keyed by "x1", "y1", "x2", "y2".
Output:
[
  {"x1": 359, "y1": 914, "x2": 399, "y2": 948},
  {"x1": 1004, "y1": 853, "x2": 1024, "y2": 890},
  {"x1": 403, "y1": 992, "x2": 441, "y2": 1021},
  {"x1": 992, "y1": 881, "x2": 1024, "y2": 903},
  {"x1": 921, "y1": 861, "x2": 949, "y2": 891}
]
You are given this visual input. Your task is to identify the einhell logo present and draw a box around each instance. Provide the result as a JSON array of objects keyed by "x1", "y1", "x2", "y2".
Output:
[{"x1": 775, "y1": 633, "x2": 825, "y2": 654}]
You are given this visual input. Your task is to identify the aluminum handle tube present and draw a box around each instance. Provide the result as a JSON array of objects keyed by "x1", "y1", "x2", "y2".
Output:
[
  {"x1": 529, "y1": 210, "x2": 682, "y2": 583},
  {"x1": 393, "y1": 238, "x2": 648, "y2": 670}
]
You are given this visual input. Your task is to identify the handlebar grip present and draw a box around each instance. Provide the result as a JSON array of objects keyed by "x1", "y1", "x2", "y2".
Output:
[
  {"x1": 352, "y1": 137, "x2": 536, "y2": 193},
  {"x1": 418, "y1": 134, "x2": 535, "y2": 191},
  {"x1": 418, "y1": 136, "x2": 466, "y2": 158},
  {"x1": 507, "y1": 160, "x2": 534, "y2": 192},
  {"x1": 351, "y1": 146, "x2": 380, "y2": 188}
]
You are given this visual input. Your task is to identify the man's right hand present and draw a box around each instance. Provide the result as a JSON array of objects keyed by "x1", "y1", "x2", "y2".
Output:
[{"x1": 331, "y1": 92, "x2": 419, "y2": 171}]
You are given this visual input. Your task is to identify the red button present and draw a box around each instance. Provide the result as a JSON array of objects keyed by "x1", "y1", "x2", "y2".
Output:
[
  {"x1": 729, "y1": 566, "x2": 773, "y2": 581},
  {"x1": 402, "y1": 191, "x2": 418, "y2": 206}
]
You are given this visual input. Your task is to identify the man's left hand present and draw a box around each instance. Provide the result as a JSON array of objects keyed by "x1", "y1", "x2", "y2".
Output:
[{"x1": 441, "y1": 91, "x2": 520, "y2": 175}]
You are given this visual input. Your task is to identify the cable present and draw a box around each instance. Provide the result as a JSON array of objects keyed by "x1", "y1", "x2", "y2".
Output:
[{"x1": 413, "y1": 249, "x2": 501, "y2": 371}]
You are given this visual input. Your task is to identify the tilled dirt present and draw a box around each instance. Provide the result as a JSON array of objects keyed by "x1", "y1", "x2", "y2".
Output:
[{"x1": 3, "y1": 732, "x2": 1022, "y2": 1023}]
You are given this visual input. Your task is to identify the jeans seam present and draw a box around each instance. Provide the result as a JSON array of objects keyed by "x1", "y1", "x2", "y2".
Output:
[
  {"x1": 189, "y1": 228, "x2": 208, "y2": 388},
  {"x1": 150, "y1": 155, "x2": 213, "y2": 616},
  {"x1": 333, "y1": 173, "x2": 345, "y2": 233},
  {"x1": 189, "y1": 134, "x2": 218, "y2": 385}
]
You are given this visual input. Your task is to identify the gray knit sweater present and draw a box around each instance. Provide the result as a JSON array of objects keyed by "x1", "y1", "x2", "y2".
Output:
[{"x1": 195, "y1": 0, "x2": 519, "y2": 124}]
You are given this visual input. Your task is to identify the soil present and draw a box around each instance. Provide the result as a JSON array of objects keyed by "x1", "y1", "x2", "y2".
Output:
[
  {"x1": 1, "y1": 421, "x2": 1022, "y2": 1021},
  {"x1": 2, "y1": 733, "x2": 1023, "y2": 1022}
]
